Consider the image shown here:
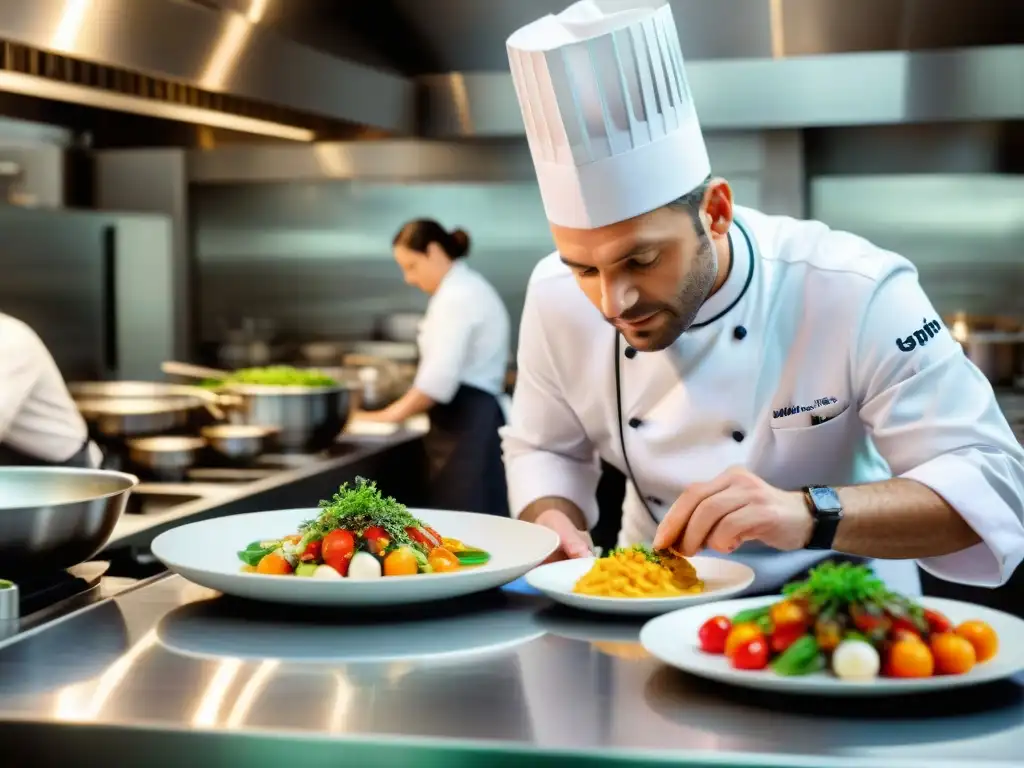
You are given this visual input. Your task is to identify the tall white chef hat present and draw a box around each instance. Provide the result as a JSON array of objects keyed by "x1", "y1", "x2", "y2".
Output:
[{"x1": 506, "y1": 1, "x2": 710, "y2": 230}]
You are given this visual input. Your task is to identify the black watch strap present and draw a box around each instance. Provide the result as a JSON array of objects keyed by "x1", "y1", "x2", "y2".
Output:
[{"x1": 804, "y1": 485, "x2": 843, "y2": 550}]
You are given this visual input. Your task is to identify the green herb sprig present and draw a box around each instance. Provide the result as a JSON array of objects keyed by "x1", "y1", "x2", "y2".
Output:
[
  {"x1": 607, "y1": 544, "x2": 662, "y2": 563},
  {"x1": 782, "y1": 561, "x2": 891, "y2": 614},
  {"x1": 300, "y1": 477, "x2": 422, "y2": 546}
]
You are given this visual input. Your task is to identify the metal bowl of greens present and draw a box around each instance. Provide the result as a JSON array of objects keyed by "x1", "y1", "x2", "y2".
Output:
[{"x1": 211, "y1": 367, "x2": 352, "y2": 453}]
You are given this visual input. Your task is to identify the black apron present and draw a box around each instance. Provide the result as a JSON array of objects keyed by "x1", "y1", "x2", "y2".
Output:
[
  {"x1": 0, "y1": 437, "x2": 95, "y2": 468},
  {"x1": 422, "y1": 384, "x2": 510, "y2": 516}
]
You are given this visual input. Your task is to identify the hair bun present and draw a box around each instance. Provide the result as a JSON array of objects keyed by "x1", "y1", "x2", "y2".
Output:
[{"x1": 450, "y1": 228, "x2": 471, "y2": 259}]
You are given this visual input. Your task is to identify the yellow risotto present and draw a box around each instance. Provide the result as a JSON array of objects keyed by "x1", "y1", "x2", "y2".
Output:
[{"x1": 573, "y1": 546, "x2": 705, "y2": 598}]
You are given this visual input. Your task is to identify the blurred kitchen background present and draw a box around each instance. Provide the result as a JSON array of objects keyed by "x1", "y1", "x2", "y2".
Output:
[{"x1": 0, "y1": 0, "x2": 1022, "y2": 597}]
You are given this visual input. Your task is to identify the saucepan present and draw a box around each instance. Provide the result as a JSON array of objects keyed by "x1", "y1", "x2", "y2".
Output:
[
  {"x1": 0, "y1": 466, "x2": 138, "y2": 577},
  {"x1": 126, "y1": 436, "x2": 207, "y2": 482},
  {"x1": 70, "y1": 381, "x2": 225, "y2": 439},
  {"x1": 162, "y1": 361, "x2": 352, "y2": 453},
  {"x1": 200, "y1": 424, "x2": 279, "y2": 463}
]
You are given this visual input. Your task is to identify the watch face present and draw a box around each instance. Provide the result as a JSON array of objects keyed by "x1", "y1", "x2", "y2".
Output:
[{"x1": 809, "y1": 486, "x2": 842, "y2": 514}]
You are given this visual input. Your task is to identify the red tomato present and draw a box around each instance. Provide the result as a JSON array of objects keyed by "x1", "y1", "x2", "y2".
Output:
[
  {"x1": 850, "y1": 603, "x2": 888, "y2": 634},
  {"x1": 730, "y1": 638, "x2": 769, "y2": 670},
  {"x1": 300, "y1": 539, "x2": 322, "y2": 563},
  {"x1": 890, "y1": 617, "x2": 921, "y2": 635},
  {"x1": 923, "y1": 608, "x2": 953, "y2": 635},
  {"x1": 406, "y1": 526, "x2": 441, "y2": 549},
  {"x1": 770, "y1": 623, "x2": 807, "y2": 654},
  {"x1": 322, "y1": 529, "x2": 355, "y2": 575},
  {"x1": 698, "y1": 616, "x2": 732, "y2": 654},
  {"x1": 362, "y1": 526, "x2": 390, "y2": 555}
]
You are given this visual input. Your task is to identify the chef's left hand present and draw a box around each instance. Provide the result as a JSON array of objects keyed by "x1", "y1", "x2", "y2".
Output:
[{"x1": 652, "y1": 467, "x2": 814, "y2": 556}]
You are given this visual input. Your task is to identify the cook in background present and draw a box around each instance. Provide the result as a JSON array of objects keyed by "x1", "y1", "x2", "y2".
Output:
[
  {"x1": 358, "y1": 219, "x2": 512, "y2": 517},
  {"x1": 0, "y1": 311, "x2": 101, "y2": 467},
  {"x1": 500, "y1": 0, "x2": 1024, "y2": 595}
]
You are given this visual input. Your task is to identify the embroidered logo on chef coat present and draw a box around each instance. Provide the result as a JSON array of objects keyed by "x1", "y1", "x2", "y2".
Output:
[
  {"x1": 771, "y1": 397, "x2": 848, "y2": 428},
  {"x1": 896, "y1": 318, "x2": 944, "y2": 352}
]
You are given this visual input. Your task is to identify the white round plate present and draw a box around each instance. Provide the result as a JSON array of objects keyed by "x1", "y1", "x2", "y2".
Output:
[
  {"x1": 524, "y1": 556, "x2": 755, "y2": 616},
  {"x1": 151, "y1": 508, "x2": 559, "y2": 607},
  {"x1": 640, "y1": 595, "x2": 1024, "y2": 696}
]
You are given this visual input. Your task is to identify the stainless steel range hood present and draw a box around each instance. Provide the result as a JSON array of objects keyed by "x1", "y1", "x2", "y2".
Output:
[
  {"x1": 408, "y1": 0, "x2": 1024, "y2": 137},
  {"x1": 0, "y1": 0, "x2": 415, "y2": 140}
]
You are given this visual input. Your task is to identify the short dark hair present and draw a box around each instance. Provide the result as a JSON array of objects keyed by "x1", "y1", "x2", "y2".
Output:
[
  {"x1": 665, "y1": 174, "x2": 713, "y2": 225},
  {"x1": 392, "y1": 218, "x2": 471, "y2": 260}
]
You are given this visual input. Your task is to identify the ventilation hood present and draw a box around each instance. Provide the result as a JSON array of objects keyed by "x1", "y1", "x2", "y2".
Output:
[{"x1": 0, "y1": 0, "x2": 415, "y2": 141}]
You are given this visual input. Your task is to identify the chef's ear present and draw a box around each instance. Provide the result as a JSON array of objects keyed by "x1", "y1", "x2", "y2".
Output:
[{"x1": 703, "y1": 178, "x2": 734, "y2": 238}]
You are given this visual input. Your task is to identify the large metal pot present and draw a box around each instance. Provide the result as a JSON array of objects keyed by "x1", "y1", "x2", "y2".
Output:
[
  {"x1": 71, "y1": 381, "x2": 223, "y2": 439},
  {"x1": 0, "y1": 467, "x2": 138, "y2": 576},
  {"x1": 223, "y1": 384, "x2": 352, "y2": 453}
]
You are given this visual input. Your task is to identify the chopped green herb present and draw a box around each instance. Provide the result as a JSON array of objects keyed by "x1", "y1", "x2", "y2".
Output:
[
  {"x1": 607, "y1": 544, "x2": 662, "y2": 563},
  {"x1": 204, "y1": 365, "x2": 338, "y2": 388},
  {"x1": 300, "y1": 477, "x2": 422, "y2": 547}
]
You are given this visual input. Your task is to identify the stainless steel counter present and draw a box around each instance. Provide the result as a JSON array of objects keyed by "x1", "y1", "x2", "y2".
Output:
[{"x1": 0, "y1": 573, "x2": 1020, "y2": 768}]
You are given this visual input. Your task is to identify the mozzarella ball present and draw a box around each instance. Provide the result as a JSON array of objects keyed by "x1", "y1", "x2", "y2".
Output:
[
  {"x1": 348, "y1": 551, "x2": 383, "y2": 580},
  {"x1": 312, "y1": 564, "x2": 342, "y2": 580},
  {"x1": 832, "y1": 639, "x2": 880, "y2": 680}
]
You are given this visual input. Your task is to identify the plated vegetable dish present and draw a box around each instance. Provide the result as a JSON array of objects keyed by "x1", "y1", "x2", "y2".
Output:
[
  {"x1": 238, "y1": 478, "x2": 490, "y2": 579},
  {"x1": 203, "y1": 365, "x2": 338, "y2": 389},
  {"x1": 697, "y1": 561, "x2": 999, "y2": 679},
  {"x1": 574, "y1": 545, "x2": 705, "y2": 598}
]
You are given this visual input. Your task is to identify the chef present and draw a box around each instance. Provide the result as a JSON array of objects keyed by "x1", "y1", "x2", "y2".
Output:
[
  {"x1": 359, "y1": 218, "x2": 512, "y2": 516},
  {"x1": 500, "y1": 0, "x2": 1024, "y2": 594},
  {"x1": 0, "y1": 311, "x2": 100, "y2": 467}
]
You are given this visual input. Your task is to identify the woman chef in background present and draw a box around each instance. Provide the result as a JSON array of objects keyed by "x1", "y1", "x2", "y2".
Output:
[
  {"x1": 499, "y1": 1, "x2": 1024, "y2": 594},
  {"x1": 0, "y1": 311, "x2": 100, "y2": 467},
  {"x1": 358, "y1": 219, "x2": 512, "y2": 517}
]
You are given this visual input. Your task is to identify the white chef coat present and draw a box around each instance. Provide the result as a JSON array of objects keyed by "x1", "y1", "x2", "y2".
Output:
[
  {"x1": 502, "y1": 206, "x2": 1024, "y2": 594},
  {"x1": 414, "y1": 260, "x2": 512, "y2": 408},
  {"x1": 0, "y1": 313, "x2": 99, "y2": 466}
]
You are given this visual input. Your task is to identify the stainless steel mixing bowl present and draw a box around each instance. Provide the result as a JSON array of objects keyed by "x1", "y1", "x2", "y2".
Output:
[
  {"x1": 0, "y1": 467, "x2": 138, "y2": 576},
  {"x1": 223, "y1": 384, "x2": 352, "y2": 453}
]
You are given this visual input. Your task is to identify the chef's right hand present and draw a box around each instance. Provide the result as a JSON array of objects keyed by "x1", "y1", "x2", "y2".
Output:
[{"x1": 534, "y1": 508, "x2": 593, "y2": 562}]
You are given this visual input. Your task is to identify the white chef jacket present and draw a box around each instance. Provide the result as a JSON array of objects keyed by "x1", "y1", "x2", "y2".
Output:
[
  {"x1": 0, "y1": 313, "x2": 98, "y2": 465},
  {"x1": 414, "y1": 260, "x2": 512, "y2": 407},
  {"x1": 502, "y1": 206, "x2": 1024, "y2": 594}
]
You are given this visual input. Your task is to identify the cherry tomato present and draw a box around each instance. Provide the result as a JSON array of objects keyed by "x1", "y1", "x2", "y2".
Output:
[
  {"x1": 322, "y1": 529, "x2": 356, "y2": 575},
  {"x1": 406, "y1": 526, "x2": 442, "y2": 549},
  {"x1": 892, "y1": 628, "x2": 924, "y2": 644},
  {"x1": 724, "y1": 623, "x2": 764, "y2": 659},
  {"x1": 955, "y1": 620, "x2": 998, "y2": 663},
  {"x1": 428, "y1": 546, "x2": 461, "y2": 573},
  {"x1": 923, "y1": 608, "x2": 953, "y2": 635},
  {"x1": 890, "y1": 617, "x2": 922, "y2": 639},
  {"x1": 850, "y1": 603, "x2": 889, "y2": 634},
  {"x1": 769, "y1": 600, "x2": 807, "y2": 629},
  {"x1": 770, "y1": 623, "x2": 807, "y2": 654},
  {"x1": 256, "y1": 552, "x2": 292, "y2": 575},
  {"x1": 730, "y1": 638, "x2": 769, "y2": 670},
  {"x1": 362, "y1": 526, "x2": 390, "y2": 555},
  {"x1": 698, "y1": 616, "x2": 732, "y2": 654},
  {"x1": 930, "y1": 632, "x2": 976, "y2": 675},
  {"x1": 383, "y1": 547, "x2": 420, "y2": 577},
  {"x1": 887, "y1": 638, "x2": 935, "y2": 678},
  {"x1": 814, "y1": 619, "x2": 842, "y2": 652},
  {"x1": 300, "y1": 539, "x2": 322, "y2": 563}
]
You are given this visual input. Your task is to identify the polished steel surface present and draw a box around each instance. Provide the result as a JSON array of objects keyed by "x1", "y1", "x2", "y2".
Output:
[
  {"x1": 0, "y1": 467, "x2": 137, "y2": 576},
  {"x1": 223, "y1": 385, "x2": 352, "y2": 453},
  {"x1": 200, "y1": 424, "x2": 276, "y2": 463},
  {"x1": 418, "y1": 46, "x2": 1024, "y2": 137},
  {"x1": 0, "y1": 574, "x2": 1020, "y2": 766},
  {"x1": 0, "y1": 0, "x2": 414, "y2": 132}
]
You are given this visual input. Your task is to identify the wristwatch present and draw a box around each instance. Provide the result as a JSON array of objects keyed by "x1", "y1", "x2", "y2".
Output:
[{"x1": 803, "y1": 485, "x2": 843, "y2": 550}]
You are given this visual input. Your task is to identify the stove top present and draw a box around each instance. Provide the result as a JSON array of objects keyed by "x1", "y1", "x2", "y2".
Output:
[{"x1": 0, "y1": 562, "x2": 139, "y2": 642}]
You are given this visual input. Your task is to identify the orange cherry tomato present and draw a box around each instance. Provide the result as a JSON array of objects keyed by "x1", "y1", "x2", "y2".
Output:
[
  {"x1": 955, "y1": 620, "x2": 998, "y2": 663},
  {"x1": 887, "y1": 638, "x2": 935, "y2": 678},
  {"x1": 698, "y1": 616, "x2": 732, "y2": 654},
  {"x1": 428, "y1": 546, "x2": 461, "y2": 573},
  {"x1": 769, "y1": 600, "x2": 806, "y2": 629},
  {"x1": 724, "y1": 623, "x2": 764, "y2": 659},
  {"x1": 256, "y1": 552, "x2": 292, "y2": 575},
  {"x1": 892, "y1": 629, "x2": 925, "y2": 645},
  {"x1": 930, "y1": 632, "x2": 976, "y2": 675},
  {"x1": 730, "y1": 638, "x2": 769, "y2": 670},
  {"x1": 383, "y1": 547, "x2": 420, "y2": 577}
]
